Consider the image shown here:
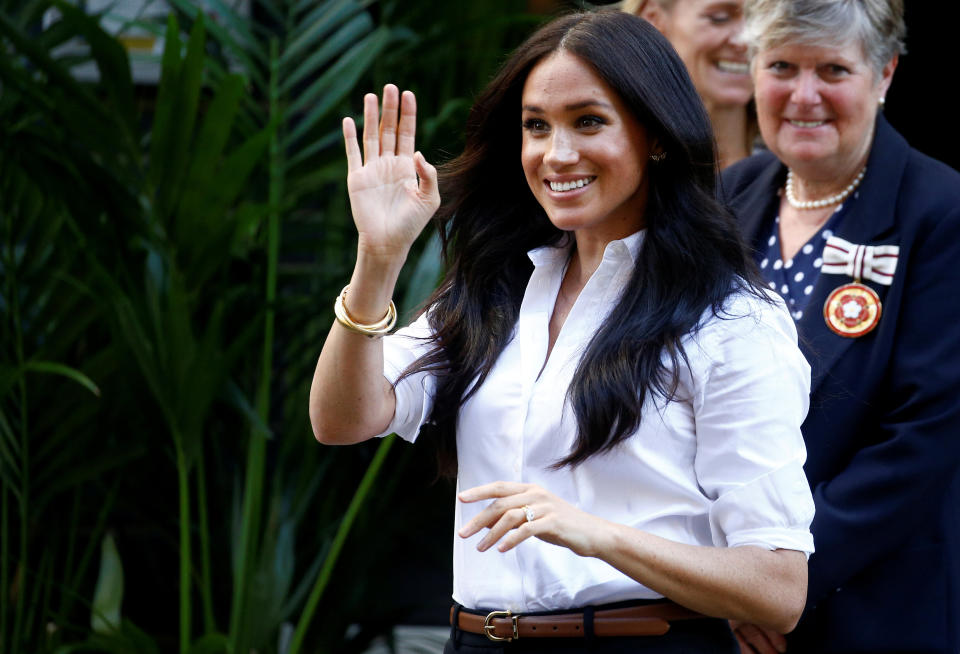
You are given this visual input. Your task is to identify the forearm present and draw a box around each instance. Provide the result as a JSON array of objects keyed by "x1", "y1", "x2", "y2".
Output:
[
  {"x1": 460, "y1": 482, "x2": 808, "y2": 633},
  {"x1": 309, "y1": 253, "x2": 406, "y2": 444},
  {"x1": 595, "y1": 522, "x2": 806, "y2": 633}
]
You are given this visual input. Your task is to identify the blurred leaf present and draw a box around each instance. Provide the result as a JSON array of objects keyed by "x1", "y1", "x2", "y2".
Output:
[
  {"x1": 20, "y1": 361, "x2": 101, "y2": 397},
  {"x1": 284, "y1": 25, "x2": 393, "y2": 148},
  {"x1": 52, "y1": 0, "x2": 137, "y2": 134},
  {"x1": 153, "y1": 15, "x2": 206, "y2": 222},
  {"x1": 279, "y1": 12, "x2": 372, "y2": 95},
  {"x1": 91, "y1": 533, "x2": 124, "y2": 634},
  {"x1": 282, "y1": 0, "x2": 364, "y2": 67},
  {"x1": 149, "y1": 13, "x2": 183, "y2": 191},
  {"x1": 187, "y1": 633, "x2": 229, "y2": 654}
]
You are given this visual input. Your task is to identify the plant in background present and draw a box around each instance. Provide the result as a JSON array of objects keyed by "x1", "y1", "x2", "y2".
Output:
[{"x1": 1, "y1": 0, "x2": 543, "y2": 652}]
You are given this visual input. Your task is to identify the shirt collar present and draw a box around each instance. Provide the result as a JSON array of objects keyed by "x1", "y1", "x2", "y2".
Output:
[{"x1": 527, "y1": 229, "x2": 646, "y2": 268}]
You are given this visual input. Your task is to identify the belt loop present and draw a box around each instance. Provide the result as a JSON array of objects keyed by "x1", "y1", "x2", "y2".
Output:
[
  {"x1": 584, "y1": 605, "x2": 595, "y2": 643},
  {"x1": 452, "y1": 603, "x2": 463, "y2": 647}
]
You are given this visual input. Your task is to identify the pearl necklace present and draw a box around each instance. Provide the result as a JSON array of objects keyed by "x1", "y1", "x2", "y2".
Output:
[{"x1": 785, "y1": 167, "x2": 867, "y2": 210}]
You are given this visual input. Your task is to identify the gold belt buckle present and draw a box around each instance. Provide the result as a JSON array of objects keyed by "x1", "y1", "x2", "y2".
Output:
[{"x1": 483, "y1": 610, "x2": 519, "y2": 642}]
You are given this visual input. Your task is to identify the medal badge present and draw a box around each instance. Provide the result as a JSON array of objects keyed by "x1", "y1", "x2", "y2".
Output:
[{"x1": 823, "y1": 282, "x2": 882, "y2": 338}]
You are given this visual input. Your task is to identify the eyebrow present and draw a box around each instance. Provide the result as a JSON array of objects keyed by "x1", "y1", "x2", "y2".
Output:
[{"x1": 521, "y1": 100, "x2": 614, "y2": 113}]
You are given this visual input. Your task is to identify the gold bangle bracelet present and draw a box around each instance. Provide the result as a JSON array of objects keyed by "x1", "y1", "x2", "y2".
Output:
[{"x1": 333, "y1": 285, "x2": 397, "y2": 338}]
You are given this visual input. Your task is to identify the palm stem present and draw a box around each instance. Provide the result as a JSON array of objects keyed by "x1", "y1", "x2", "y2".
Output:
[
  {"x1": 197, "y1": 446, "x2": 216, "y2": 633},
  {"x1": 287, "y1": 435, "x2": 396, "y2": 654},
  {"x1": 175, "y1": 435, "x2": 192, "y2": 654},
  {"x1": 227, "y1": 35, "x2": 282, "y2": 653}
]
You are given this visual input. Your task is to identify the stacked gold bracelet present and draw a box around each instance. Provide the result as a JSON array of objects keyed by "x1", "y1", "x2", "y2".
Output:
[{"x1": 334, "y1": 285, "x2": 397, "y2": 338}]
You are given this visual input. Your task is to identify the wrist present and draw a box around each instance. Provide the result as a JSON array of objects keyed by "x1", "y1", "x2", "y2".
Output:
[
  {"x1": 356, "y1": 235, "x2": 412, "y2": 267},
  {"x1": 344, "y1": 255, "x2": 404, "y2": 324}
]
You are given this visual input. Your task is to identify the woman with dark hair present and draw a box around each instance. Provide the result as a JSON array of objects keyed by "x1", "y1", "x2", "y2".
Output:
[{"x1": 311, "y1": 10, "x2": 813, "y2": 652}]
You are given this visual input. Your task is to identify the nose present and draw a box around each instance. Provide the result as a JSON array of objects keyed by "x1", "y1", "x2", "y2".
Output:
[
  {"x1": 790, "y1": 70, "x2": 821, "y2": 106},
  {"x1": 544, "y1": 129, "x2": 579, "y2": 168},
  {"x1": 728, "y1": 19, "x2": 747, "y2": 50}
]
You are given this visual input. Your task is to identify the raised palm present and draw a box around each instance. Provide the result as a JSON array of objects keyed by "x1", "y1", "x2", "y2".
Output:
[{"x1": 343, "y1": 85, "x2": 440, "y2": 260}]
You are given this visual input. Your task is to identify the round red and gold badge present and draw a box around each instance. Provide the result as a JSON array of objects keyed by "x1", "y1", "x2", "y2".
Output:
[{"x1": 823, "y1": 283, "x2": 882, "y2": 338}]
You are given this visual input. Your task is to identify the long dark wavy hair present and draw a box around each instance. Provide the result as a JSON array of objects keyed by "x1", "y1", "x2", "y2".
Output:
[{"x1": 401, "y1": 9, "x2": 765, "y2": 475}]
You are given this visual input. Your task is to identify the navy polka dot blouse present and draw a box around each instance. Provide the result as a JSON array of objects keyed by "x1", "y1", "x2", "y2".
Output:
[{"x1": 757, "y1": 194, "x2": 859, "y2": 321}]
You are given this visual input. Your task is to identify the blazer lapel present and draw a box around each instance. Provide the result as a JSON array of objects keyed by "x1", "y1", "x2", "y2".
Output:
[
  {"x1": 795, "y1": 114, "x2": 909, "y2": 392},
  {"x1": 734, "y1": 158, "x2": 785, "y2": 253}
]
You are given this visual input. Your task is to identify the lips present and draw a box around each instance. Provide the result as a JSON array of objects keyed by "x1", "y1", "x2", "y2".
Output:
[{"x1": 547, "y1": 176, "x2": 596, "y2": 192}]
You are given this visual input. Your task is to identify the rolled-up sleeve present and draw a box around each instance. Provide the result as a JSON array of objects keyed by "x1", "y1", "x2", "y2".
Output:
[
  {"x1": 377, "y1": 312, "x2": 438, "y2": 443},
  {"x1": 691, "y1": 293, "x2": 816, "y2": 555}
]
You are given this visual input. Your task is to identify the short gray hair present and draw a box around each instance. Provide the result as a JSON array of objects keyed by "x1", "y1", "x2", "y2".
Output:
[{"x1": 743, "y1": 0, "x2": 906, "y2": 74}]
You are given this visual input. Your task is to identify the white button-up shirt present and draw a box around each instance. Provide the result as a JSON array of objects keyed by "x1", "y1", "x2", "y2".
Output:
[{"x1": 378, "y1": 231, "x2": 814, "y2": 612}]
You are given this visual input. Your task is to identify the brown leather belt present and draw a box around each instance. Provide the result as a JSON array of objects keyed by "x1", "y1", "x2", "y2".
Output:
[{"x1": 451, "y1": 602, "x2": 705, "y2": 642}]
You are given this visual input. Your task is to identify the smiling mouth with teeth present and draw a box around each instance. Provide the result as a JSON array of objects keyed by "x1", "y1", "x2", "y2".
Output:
[
  {"x1": 789, "y1": 120, "x2": 826, "y2": 128},
  {"x1": 549, "y1": 177, "x2": 596, "y2": 192},
  {"x1": 716, "y1": 60, "x2": 749, "y2": 74}
]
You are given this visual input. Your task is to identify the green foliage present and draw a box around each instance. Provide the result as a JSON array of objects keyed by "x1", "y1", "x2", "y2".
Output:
[{"x1": 0, "y1": 0, "x2": 541, "y2": 652}]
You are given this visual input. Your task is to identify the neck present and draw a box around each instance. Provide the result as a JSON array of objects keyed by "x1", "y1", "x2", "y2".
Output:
[
  {"x1": 790, "y1": 164, "x2": 866, "y2": 203},
  {"x1": 705, "y1": 101, "x2": 750, "y2": 169},
  {"x1": 567, "y1": 237, "x2": 604, "y2": 286}
]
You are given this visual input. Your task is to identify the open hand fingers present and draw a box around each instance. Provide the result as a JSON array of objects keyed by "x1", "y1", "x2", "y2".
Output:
[
  {"x1": 476, "y1": 506, "x2": 536, "y2": 552},
  {"x1": 362, "y1": 92, "x2": 380, "y2": 165},
  {"x1": 378, "y1": 84, "x2": 400, "y2": 156},
  {"x1": 343, "y1": 117, "x2": 362, "y2": 173},
  {"x1": 732, "y1": 622, "x2": 787, "y2": 654},
  {"x1": 396, "y1": 90, "x2": 417, "y2": 157},
  {"x1": 458, "y1": 481, "x2": 529, "y2": 504},
  {"x1": 415, "y1": 152, "x2": 440, "y2": 209}
]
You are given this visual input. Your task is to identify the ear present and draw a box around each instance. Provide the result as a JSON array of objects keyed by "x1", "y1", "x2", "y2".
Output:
[
  {"x1": 649, "y1": 137, "x2": 665, "y2": 159},
  {"x1": 638, "y1": 1, "x2": 670, "y2": 34},
  {"x1": 877, "y1": 53, "x2": 898, "y2": 102}
]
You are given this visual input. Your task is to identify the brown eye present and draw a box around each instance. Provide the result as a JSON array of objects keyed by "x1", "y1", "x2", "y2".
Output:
[
  {"x1": 522, "y1": 118, "x2": 549, "y2": 133},
  {"x1": 576, "y1": 115, "x2": 605, "y2": 129}
]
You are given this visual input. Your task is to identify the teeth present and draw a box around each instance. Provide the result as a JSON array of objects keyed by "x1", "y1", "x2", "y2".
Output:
[
  {"x1": 790, "y1": 120, "x2": 825, "y2": 128},
  {"x1": 549, "y1": 177, "x2": 595, "y2": 192},
  {"x1": 717, "y1": 60, "x2": 748, "y2": 74}
]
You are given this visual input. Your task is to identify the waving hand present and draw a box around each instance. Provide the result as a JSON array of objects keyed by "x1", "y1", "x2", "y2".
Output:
[{"x1": 343, "y1": 84, "x2": 440, "y2": 262}]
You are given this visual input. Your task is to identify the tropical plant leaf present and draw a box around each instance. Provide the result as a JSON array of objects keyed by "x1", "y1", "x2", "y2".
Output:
[
  {"x1": 52, "y1": 0, "x2": 137, "y2": 134},
  {"x1": 153, "y1": 15, "x2": 206, "y2": 223},
  {"x1": 279, "y1": 12, "x2": 372, "y2": 95},
  {"x1": 91, "y1": 533, "x2": 124, "y2": 634},
  {"x1": 284, "y1": 25, "x2": 393, "y2": 148},
  {"x1": 20, "y1": 361, "x2": 101, "y2": 397},
  {"x1": 149, "y1": 13, "x2": 183, "y2": 191},
  {"x1": 282, "y1": 0, "x2": 364, "y2": 67}
]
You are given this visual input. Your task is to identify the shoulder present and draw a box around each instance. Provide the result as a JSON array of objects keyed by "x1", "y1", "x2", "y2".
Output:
[
  {"x1": 691, "y1": 285, "x2": 802, "y2": 367},
  {"x1": 720, "y1": 150, "x2": 780, "y2": 201},
  {"x1": 899, "y1": 148, "x2": 960, "y2": 220}
]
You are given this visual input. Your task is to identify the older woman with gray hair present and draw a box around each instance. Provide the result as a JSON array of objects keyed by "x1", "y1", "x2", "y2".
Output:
[{"x1": 722, "y1": 1, "x2": 960, "y2": 652}]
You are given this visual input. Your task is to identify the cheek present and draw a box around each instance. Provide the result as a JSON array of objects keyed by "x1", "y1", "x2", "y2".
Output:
[
  {"x1": 520, "y1": 145, "x2": 539, "y2": 183},
  {"x1": 754, "y1": 81, "x2": 784, "y2": 118}
]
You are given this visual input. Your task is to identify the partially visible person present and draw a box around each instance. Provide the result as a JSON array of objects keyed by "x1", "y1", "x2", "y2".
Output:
[
  {"x1": 623, "y1": 0, "x2": 756, "y2": 167},
  {"x1": 721, "y1": 0, "x2": 960, "y2": 652}
]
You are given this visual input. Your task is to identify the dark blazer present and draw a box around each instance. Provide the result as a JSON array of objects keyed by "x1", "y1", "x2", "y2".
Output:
[{"x1": 722, "y1": 114, "x2": 960, "y2": 653}]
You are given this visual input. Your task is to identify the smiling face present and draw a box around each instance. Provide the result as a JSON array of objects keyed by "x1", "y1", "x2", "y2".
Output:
[
  {"x1": 520, "y1": 52, "x2": 652, "y2": 241},
  {"x1": 643, "y1": 0, "x2": 751, "y2": 109},
  {"x1": 753, "y1": 40, "x2": 896, "y2": 181}
]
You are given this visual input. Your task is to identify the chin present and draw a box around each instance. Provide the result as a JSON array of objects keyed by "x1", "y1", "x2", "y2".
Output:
[
  {"x1": 779, "y1": 146, "x2": 836, "y2": 168},
  {"x1": 702, "y1": 84, "x2": 753, "y2": 109}
]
